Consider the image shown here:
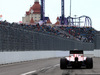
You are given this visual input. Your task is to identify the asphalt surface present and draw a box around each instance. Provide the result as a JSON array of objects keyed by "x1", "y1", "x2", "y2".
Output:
[{"x1": 0, "y1": 57, "x2": 100, "y2": 75}]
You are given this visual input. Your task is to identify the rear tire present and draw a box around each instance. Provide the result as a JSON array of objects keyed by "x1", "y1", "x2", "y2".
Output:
[
  {"x1": 60, "y1": 58, "x2": 68, "y2": 69},
  {"x1": 86, "y1": 58, "x2": 93, "y2": 69}
]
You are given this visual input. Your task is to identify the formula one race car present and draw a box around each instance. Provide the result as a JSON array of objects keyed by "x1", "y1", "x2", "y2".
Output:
[{"x1": 60, "y1": 50, "x2": 93, "y2": 69}]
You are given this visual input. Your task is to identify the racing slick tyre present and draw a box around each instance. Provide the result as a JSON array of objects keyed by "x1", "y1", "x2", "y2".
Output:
[
  {"x1": 60, "y1": 58, "x2": 68, "y2": 69},
  {"x1": 86, "y1": 58, "x2": 93, "y2": 69}
]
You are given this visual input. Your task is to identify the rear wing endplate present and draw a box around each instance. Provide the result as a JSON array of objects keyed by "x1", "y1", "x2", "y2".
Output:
[{"x1": 70, "y1": 50, "x2": 83, "y2": 54}]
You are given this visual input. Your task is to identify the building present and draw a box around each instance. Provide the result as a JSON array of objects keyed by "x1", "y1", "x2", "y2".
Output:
[
  {"x1": 22, "y1": 0, "x2": 41, "y2": 24},
  {"x1": 22, "y1": 0, "x2": 52, "y2": 25}
]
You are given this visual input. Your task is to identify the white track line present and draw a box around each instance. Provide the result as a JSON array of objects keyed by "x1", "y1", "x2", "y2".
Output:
[
  {"x1": 21, "y1": 64, "x2": 60, "y2": 75},
  {"x1": 21, "y1": 70, "x2": 37, "y2": 75},
  {"x1": 54, "y1": 64, "x2": 60, "y2": 67},
  {"x1": 75, "y1": 73, "x2": 100, "y2": 75}
]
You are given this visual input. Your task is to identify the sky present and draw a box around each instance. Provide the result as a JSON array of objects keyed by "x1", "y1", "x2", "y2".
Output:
[{"x1": 0, "y1": 0, "x2": 100, "y2": 31}]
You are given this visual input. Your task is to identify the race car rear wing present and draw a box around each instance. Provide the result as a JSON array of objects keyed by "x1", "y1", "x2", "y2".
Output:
[{"x1": 70, "y1": 50, "x2": 83, "y2": 54}]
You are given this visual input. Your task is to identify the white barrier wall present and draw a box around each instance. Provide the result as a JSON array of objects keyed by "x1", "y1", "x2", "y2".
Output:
[
  {"x1": 84, "y1": 51, "x2": 94, "y2": 57},
  {"x1": 0, "y1": 51, "x2": 69, "y2": 64},
  {"x1": 0, "y1": 50, "x2": 96, "y2": 64},
  {"x1": 94, "y1": 49, "x2": 100, "y2": 57}
]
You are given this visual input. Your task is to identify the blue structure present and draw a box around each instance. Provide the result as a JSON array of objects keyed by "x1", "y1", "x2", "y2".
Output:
[
  {"x1": 64, "y1": 15, "x2": 92, "y2": 27},
  {"x1": 41, "y1": 0, "x2": 45, "y2": 22},
  {"x1": 40, "y1": 0, "x2": 92, "y2": 27},
  {"x1": 61, "y1": 0, "x2": 65, "y2": 25}
]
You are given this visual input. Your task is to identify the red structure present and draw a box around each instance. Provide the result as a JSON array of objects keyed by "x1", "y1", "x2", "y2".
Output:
[
  {"x1": 26, "y1": 1, "x2": 41, "y2": 15},
  {"x1": 46, "y1": 18, "x2": 52, "y2": 24},
  {"x1": 30, "y1": 17, "x2": 34, "y2": 23},
  {"x1": 55, "y1": 17, "x2": 60, "y2": 25}
]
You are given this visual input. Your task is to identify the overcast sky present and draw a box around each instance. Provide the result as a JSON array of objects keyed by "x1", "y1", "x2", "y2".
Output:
[{"x1": 0, "y1": 0, "x2": 100, "y2": 31}]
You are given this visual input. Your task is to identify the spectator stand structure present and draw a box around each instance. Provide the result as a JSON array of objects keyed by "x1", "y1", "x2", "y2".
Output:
[
  {"x1": 40, "y1": 0, "x2": 95, "y2": 43},
  {"x1": 0, "y1": 20, "x2": 95, "y2": 51},
  {"x1": 56, "y1": 15, "x2": 96, "y2": 43}
]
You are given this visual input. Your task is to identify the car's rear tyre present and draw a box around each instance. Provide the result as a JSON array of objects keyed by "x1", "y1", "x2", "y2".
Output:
[
  {"x1": 60, "y1": 58, "x2": 68, "y2": 69},
  {"x1": 86, "y1": 58, "x2": 93, "y2": 69}
]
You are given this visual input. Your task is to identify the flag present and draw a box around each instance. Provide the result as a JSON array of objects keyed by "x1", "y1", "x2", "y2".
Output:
[
  {"x1": 0, "y1": 15, "x2": 3, "y2": 21},
  {"x1": 19, "y1": 21, "x2": 22, "y2": 23},
  {"x1": 0, "y1": 15, "x2": 2, "y2": 18}
]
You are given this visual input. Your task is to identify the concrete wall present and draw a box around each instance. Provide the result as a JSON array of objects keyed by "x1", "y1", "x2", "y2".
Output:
[
  {"x1": 94, "y1": 49, "x2": 100, "y2": 57},
  {"x1": 0, "y1": 51, "x2": 69, "y2": 64},
  {"x1": 0, "y1": 24, "x2": 94, "y2": 51},
  {"x1": 0, "y1": 50, "x2": 94, "y2": 64}
]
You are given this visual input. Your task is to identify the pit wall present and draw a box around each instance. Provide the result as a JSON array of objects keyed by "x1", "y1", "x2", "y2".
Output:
[{"x1": 0, "y1": 50, "x2": 96, "y2": 65}]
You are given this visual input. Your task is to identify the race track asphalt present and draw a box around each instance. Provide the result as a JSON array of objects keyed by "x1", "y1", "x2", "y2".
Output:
[{"x1": 0, "y1": 57, "x2": 100, "y2": 75}]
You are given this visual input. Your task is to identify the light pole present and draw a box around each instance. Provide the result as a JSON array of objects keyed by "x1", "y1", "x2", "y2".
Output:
[
  {"x1": 69, "y1": 0, "x2": 72, "y2": 26},
  {"x1": 70, "y1": 0, "x2": 71, "y2": 17},
  {"x1": 74, "y1": 15, "x2": 77, "y2": 26}
]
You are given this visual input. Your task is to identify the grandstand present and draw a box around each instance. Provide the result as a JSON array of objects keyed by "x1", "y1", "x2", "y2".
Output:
[
  {"x1": 57, "y1": 26, "x2": 96, "y2": 43},
  {"x1": 0, "y1": 20, "x2": 98, "y2": 51}
]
